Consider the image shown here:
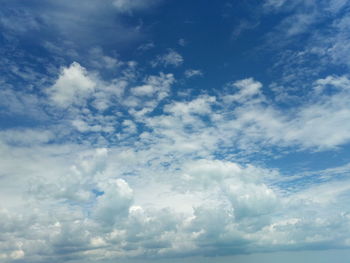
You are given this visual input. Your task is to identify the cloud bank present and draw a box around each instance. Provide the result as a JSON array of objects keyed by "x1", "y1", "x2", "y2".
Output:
[{"x1": 1, "y1": 59, "x2": 350, "y2": 262}]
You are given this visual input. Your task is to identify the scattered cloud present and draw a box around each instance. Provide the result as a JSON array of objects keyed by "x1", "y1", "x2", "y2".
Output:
[
  {"x1": 2, "y1": 66, "x2": 350, "y2": 262},
  {"x1": 151, "y1": 49, "x2": 184, "y2": 68},
  {"x1": 232, "y1": 19, "x2": 260, "y2": 38},
  {"x1": 185, "y1": 69, "x2": 203, "y2": 78},
  {"x1": 137, "y1": 42, "x2": 155, "y2": 51},
  {"x1": 178, "y1": 38, "x2": 187, "y2": 47},
  {"x1": 2, "y1": 1, "x2": 350, "y2": 262},
  {"x1": 113, "y1": 0, "x2": 160, "y2": 14}
]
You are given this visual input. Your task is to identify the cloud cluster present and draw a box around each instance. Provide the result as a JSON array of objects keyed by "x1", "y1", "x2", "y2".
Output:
[
  {"x1": 1, "y1": 54, "x2": 350, "y2": 262},
  {"x1": 2, "y1": 1, "x2": 350, "y2": 261},
  {"x1": 1, "y1": 145, "x2": 349, "y2": 262},
  {"x1": 260, "y1": 0, "x2": 350, "y2": 90}
]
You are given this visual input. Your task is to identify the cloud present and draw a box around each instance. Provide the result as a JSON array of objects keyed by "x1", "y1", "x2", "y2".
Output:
[
  {"x1": 185, "y1": 69, "x2": 203, "y2": 78},
  {"x1": 2, "y1": 42, "x2": 350, "y2": 262},
  {"x1": 47, "y1": 62, "x2": 96, "y2": 108},
  {"x1": 88, "y1": 47, "x2": 121, "y2": 69},
  {"x1": 130, "y1": 85, "x2": 156, "y2": 96},
  {"x1": 2, "y1": 1, "x2": 338, "y2": 262},
  {"x1": 137, "y1": 42, "x2": 155, "y2": 51},
  {"x1": 152, "y1": 49, "x2": 184, "y2": 68},
  {"x1": 215, "y1": 75, "x2": 350, "y2": 151},
  {"x1": 232, "y1": 19, "x2": 260, "y2": 38},
  {"x1": 0, "y1": 0, "x2": 150, "y2": 66},
  {"x1": 94, "y1": 179, "x2": 133, "y2": 227},
  {"x1": 223, "y1": 78, "x2": 263, "y2": 103},
  {"x1": 178, "y1": 38, "x2": 187, "y2": 47},
  {"x1": 113, "y1": 0, "x2": 160, "y2": 14},
  {"x1": 0, "y1": 129, "x2": 53, "y2": 146},
  {"x1": 260, "y1": 0, "x2": 350, "y2": 88},
  {"x1": 0, "y1": 87, "x2": 48, "y2": 122}
]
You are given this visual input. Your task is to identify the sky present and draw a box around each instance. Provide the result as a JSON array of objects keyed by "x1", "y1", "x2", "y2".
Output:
[{"x1": 1, "y1": 0, "x2": 350, "y2": 262}]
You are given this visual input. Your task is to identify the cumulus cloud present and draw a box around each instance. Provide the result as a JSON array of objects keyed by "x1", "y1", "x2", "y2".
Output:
[
  {"x1": 94, "y1": 179, "x2": 133, "y2": 227},
  {"x1": 47, "y1": 62, "x2": 96, "y2": 107},
  {"x1": 2, "y1": 52, "x2": 350, "y2": 262},
  {"x1": 5, "y1": 1, "x2": 350, "y2": 262}
]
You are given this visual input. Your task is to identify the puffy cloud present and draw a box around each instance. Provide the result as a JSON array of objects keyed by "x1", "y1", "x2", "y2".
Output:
[
  {"x1": 126, "y1": 73, "x2": 175, "y2": 118},
  {"x1": 130, "y1": 85, "x2": 156, "y2": 96},
  {"x1": 217, "y1": 75, "x2": 350, "y2": 150},
  {"x1": 0, "y1": 136, "x2": 350, "y2": 262},
  {"x1": 47, "y1": 62, "x2": 96, "y2": 107},
  {"x1": 3, "y1": 50, "x2": 350, "y2": 262},
  {"x1": 94, "y1": 179, "x2": 133, "y2": 227},
  {"x1": 223, "y1": 78, "x2": 263, "y2": 103},
  {"x1": 4, "y1": 1, "x2": 350, "y2": 262},
  {"x1": 165, "y1": 95, "x2": 216, "y2": 117}
]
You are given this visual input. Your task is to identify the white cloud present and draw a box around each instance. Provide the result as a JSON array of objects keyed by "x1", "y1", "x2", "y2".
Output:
[
  {"x1": 2, "y1": 0, "x2": 350, "y2": 260},
  {"x1": 0, "y1": 129, "x2": 53, "y2": 146},
  {"x1": 216, "y1": 75, "x2": 350, "y2": 151},
  {"x1": 165, "y1": 95, "x2": 216, "y2": 117},
  {"x1": 125, "y1": 73, "x2": 175, "y2": 119},
  {"x1": 185, "y1": 69, "x2": 203, "y2": 78},
  {"x1": 0, "y1": 87, "x2": 47, "y2": 120},
  {"x1": 47, "y1": 62, "x2": 96, "y2": 107},
  {"x1": 3, "y1": 47, "x2": 350, "y2": 262},
  {"x1": 94, "y1": 179, "x2": 133, "y2": 227},
  {"x1": 152, "y1": 49, "x2": 184, "y2": 68},
  {"x1": 88, "y1": 47, "x2": 121, "y2": 69},
  {"x1": 224, "y1": 78, "x2": 263, "y2": 103},
  {"x1": 71, "y1": 118, "x2": 115, "y2": 133},
  {"x1": 262, "y1": 0, "x2": 350, "y2": 76},
  {"x1": 130, "y1": 85, "x2": 156, "y2": 96},
  {"x1": 1, "y1": 126, "x2": 350, "y2": 261},
  {"x1": 122, "y1": 120, "x2": 137, "y2": 134}
]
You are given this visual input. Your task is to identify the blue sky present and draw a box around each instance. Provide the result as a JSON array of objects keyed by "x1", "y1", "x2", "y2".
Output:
[{"x1": 1, "y1": 0, "x2": 350, "y2": 262}]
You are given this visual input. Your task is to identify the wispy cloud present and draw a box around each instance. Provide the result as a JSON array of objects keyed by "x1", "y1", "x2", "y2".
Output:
[{"x1": 151, "y1": 49, "x2": 184, "y2": 68}]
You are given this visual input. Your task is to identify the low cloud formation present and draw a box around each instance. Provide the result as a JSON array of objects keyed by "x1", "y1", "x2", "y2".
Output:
[
  {"x1": 1, "y1": 59, "x2": 350, "y2": 262},
  {"x1": 2, "y1": 1, "x2": 350, "y2": 261}
]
